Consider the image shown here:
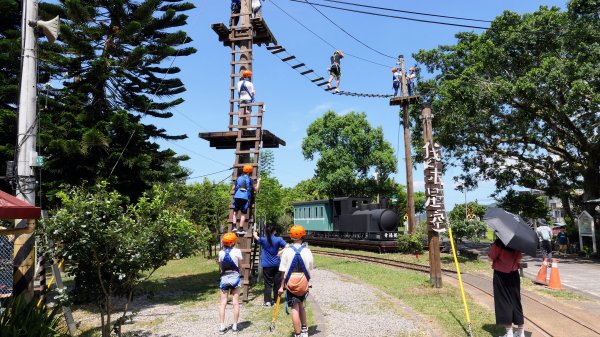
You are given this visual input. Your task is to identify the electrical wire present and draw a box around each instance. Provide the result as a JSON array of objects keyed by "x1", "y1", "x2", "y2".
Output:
[
  {"x1": 299, "y1": 0, "x2": 397, "y2": 60},
  {"x1": 187, "y1": 167, "x2": 233, "y2": 180},
  {"x1": 270, "y1": 0, "x2": 390, "y2": 68},
  {"x1": 320, "y1": 0, "x2": 492, "y2": 23},
  {"x1": 289, "y1": 0, "x2": 490, "y2": 30}
]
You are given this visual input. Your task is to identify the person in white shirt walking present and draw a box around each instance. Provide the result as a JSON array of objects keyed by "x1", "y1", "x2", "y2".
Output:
[
  {"x1": 535, "y1": 219, "x2": 553, "y2": 261},
  {"x1": 278, "y1": 225, "x2": 314, "y2": 337}
]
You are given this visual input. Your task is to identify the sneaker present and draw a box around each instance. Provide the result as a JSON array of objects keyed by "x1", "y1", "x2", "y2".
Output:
[
  {"x1": 218, "y1": 326, "x2": 228, "y2": 335},
  {"x1": 236, "y1": 230, "x2": 246, "y2": 236},
  {"x1": 263, "y1": 302, "x2": 272, "y2": 307},
  {"x1": 232, "y1": 328, "x2": 238, "y2": 335},
  {"x1": 334, "y1": 88, "x2": 340, "y2": 93},
  {"x1": 301, "y1": 326, "x2": 308, "y2": 337}
]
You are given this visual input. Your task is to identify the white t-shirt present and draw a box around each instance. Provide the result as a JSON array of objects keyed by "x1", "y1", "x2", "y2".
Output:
[
  {"x1": 252, "y1": 0, "x2": 262, "y2": 11},
  {"x1": 237, "y1": 79, "x2": 255, "y2": 101},
  {"x1": 279, "y1": 243, "x2": 314, "y2": 277},
  {"x1": 219, "y1": 247, "x2": 243, "y2": 270}
]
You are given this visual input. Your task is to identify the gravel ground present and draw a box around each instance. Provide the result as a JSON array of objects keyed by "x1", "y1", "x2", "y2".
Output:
[
  {"x1": 309, "y1": 268, "x2": 432, "y2": 337},
  {"x1": 72, "y1": 268, "x2": 433, "y2": 337}
]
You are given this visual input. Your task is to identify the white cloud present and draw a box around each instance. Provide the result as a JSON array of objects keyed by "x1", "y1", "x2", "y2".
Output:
[{"x1": 310, "y1": 102, "x2": 333, "y2": 115}]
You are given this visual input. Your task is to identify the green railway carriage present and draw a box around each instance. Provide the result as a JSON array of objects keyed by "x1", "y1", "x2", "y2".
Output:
[
  {"x1": 292, "y1": 197, "x2": 399, "y2": 240},
  {"x1": 292, "y1": 199, "x2": 334, "y2": 232}
]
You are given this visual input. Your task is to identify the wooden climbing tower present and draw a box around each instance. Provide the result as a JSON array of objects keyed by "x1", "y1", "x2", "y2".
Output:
[{"x1": 200, "y1": 0, "x2": 285, "y2": 301}]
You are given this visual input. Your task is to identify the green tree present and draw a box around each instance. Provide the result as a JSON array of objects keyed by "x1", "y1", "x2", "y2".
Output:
[
  {"x1": 255, "y1": 176, "x2": 285, "y2": 225},
  {"x1": 496, "y1": 189, "x2": 550, "y2": 221},
  {"x1": 448, "y1": 202, "x2": 487, "y2": 242},
  {"x1": 174, "y1": 179, "x2": 230, "y2": 255},
  {"x1": 302, "y1": 111, "x2": 397, "y2": 197},
  {"x1": 392, "y1": 183, "x2": 426, "y2": 219},
  {"x1": 35, "y1": 0, "x2": 196, "y2": 206},
  {"x1": 45, "y1": 182, "x2": 208, "y2": 337},
  {"x1": 0, "y1": 0, "x2": 21, "y2": 193},
  {"x1": 259, "y1": 150, "x2": 275, "y2": 178},
  {"x1": 414, "y1": 1, "x2": 600, "y2": 215}
]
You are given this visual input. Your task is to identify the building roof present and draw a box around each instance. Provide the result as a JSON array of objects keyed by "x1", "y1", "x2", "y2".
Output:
[{"x1": 0, "y1": 190, "x2": 41, "y2": 219}]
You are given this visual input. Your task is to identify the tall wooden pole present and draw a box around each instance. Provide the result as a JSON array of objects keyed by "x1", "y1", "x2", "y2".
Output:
[
  {"x1": 421, "y1": 104, "x2": 444, "y2": 288},
  {"x1": 398, "y1": 55, "x2": 416, "y2": 233}
]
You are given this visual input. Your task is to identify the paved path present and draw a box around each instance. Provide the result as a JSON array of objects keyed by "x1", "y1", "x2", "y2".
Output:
[{"x1": 521, "y1": 255, "x2": 600, "y2": 300}]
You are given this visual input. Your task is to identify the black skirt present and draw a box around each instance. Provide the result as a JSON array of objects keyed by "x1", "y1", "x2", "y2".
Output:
[{"x1": 493, "y1": 270, "x2": 524, "y2": 325}]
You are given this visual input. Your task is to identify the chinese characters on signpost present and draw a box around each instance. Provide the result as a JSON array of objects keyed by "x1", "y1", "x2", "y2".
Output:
[{"x1": 423, "y1": 141, "x2": 447, "y2": 233}]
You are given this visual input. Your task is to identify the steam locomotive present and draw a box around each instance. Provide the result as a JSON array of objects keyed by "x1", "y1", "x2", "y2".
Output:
[{"x1": 292, "y1": 197, "x2": 399, "y2": 240}]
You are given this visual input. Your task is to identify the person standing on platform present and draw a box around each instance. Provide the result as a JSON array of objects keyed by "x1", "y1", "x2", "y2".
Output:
[
  {"x1": 253, "y1": 224, "x2": 287, "y2": 307},
  {"x1": 327, "y1": 50, "x2": 344, "y2": 92},
  {"x1": 232, "y1": 165, "x2": 261, "y2": 234},
  {"x1": 536, "y1": 220, "x2": 553, "y2": 261},
  {"x1": 231, "y1": 0, "x2": 241, "y2": 26},
  {"x1": 218, "y1": 232, "x2": 243, "y2": 335},
  {"x1": 392, "y1": 67, "x2": 401, "y2": 96},
  {"x1": 252, "y1": 0, "x2": 263, "y2": 18},
  {"x1": 556, "y1": 227, "x2": 569, "y2": 256},
  {"x1": 278, "y1": 225, "x2": 314, "y2": 337},
  {"x1": 488, "y1": 238, "x2": 525, "y2": 337},
  {"x1": 407, "y1": 67, "x2": 416, "y2": 96}
]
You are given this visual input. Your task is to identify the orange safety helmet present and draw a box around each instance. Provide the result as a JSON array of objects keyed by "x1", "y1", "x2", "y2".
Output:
[
  {"x1": 391, "y1": 67, "x2": 398, "y2": 72},
  {"x1": 242, "y1": 165, "x2": 253, "y2": 173},
  {"x1": 242, "y1": 70, "x2": 252, "y2": 78},
  {"x1": 289, "y1": 225, "x2": 306, "y2": 239},
  {"x1": 222, "y1": 232, "x2": 238, "y2": 246}
]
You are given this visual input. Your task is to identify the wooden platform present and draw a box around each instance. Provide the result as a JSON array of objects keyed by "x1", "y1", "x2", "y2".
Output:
[
  {"x1": 212, "y1": 16, "x2": 278, "y2": 47},
  {"x1": 389, "y1": 95, "x2": 421, "y2": 106},
  {"x1": 199, "y1": 130, "x2": 285, "y2": 149}
]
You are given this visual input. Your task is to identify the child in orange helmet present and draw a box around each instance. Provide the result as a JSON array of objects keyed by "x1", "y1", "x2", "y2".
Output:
[
  {"x1": 278, "y1": 225, "x2": 314, "y2": 337},
  {"x1": 392, "y1": 67, "x2": 401, "y2": 96},
  {"x1": 327, "y1": 50, "x2": 344, "y2": 92},
  {"x1": 232, "y1": 164, "x2": 261, "y2": 234},
  {"x1": 218, "y1": 232, "x2": 243, "y2": 334}
]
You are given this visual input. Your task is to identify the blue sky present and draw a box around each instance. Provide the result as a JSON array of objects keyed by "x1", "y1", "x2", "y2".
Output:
[{"x1": 151, "y1": 0, "x2": 566, "y2": 209}]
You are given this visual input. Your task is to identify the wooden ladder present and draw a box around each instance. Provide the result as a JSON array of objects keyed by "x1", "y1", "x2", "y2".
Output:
[{"x1": 227, "y1": 4, "x2": 262, "y2": 301}]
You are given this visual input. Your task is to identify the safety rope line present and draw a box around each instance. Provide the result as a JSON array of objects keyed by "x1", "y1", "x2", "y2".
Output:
[{"x1": 267, "y1": 45, "x2": 393, "y2": 98}]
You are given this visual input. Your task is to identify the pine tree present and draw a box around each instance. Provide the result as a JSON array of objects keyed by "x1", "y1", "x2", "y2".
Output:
[
  {"x1": 38, "y1": 0, "x2": 196, "y2": 204},
  {"x1": 0, "y1": 0, "x2": 21, "y2": 193}
]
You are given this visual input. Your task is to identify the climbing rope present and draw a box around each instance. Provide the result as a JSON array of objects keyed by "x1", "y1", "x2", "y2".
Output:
[{"x1": 266, "y1": 45, "x2": 393, "y2": 98}]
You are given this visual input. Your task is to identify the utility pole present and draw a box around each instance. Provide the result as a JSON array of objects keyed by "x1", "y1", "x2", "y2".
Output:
[
  {"x1": 398, "y1": 55, "x2": 416, "y2": 233},
  {"x1": 421, "y1": 104, "x2": 445, "y2": 288},
  {"x1": 13, "y1": 0, "x2": 40, "y2": 302}
]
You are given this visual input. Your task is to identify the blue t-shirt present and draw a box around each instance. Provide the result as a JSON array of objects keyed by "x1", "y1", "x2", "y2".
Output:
[
  {"x1": 557, "y1": 232, "x2": 568, "y2": 244},
  {"x1": 233, "y1": 175, "x2": 253, "y2": 200},
  {"x1": 258, "y1": 235, "x2": 287, "y2": 268}
]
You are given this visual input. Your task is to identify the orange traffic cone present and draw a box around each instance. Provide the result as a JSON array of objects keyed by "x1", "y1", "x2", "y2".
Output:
[
  {"x1": 533, "y1": 258, "x2": 548, "y2": 285},
  {"x1": 548, "y1": 258, "x2": 562, "y2": 290}
]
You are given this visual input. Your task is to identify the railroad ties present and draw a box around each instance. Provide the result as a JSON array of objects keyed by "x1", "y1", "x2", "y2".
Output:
[{"x1": 266, "y1": 45, "x2": 393, "y2": 99}]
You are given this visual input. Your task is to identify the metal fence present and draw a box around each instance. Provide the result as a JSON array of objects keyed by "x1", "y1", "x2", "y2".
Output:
[{"x1": 0, "y1": 235, "x2": 13, "y2": 298}]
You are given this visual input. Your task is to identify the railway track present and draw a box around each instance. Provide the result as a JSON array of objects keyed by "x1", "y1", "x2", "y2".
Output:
[{"x1": 313, "y1": 249, "x2": 600, "y2": 337}]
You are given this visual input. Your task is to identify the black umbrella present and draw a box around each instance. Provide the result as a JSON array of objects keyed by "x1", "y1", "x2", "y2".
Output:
[{"x1": 483, "y1": 207, "x2": 538, "y2": 257}]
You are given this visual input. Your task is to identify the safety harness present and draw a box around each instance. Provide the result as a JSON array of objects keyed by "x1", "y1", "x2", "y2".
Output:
[
  {"x1": 240, "y1": 80, "x2": 255, "y2": 103},
  {"x1": 284, "y1": 245, "x2": 310, "y2": 314}
]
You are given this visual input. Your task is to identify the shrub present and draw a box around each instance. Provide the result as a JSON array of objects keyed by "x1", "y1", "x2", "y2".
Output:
[
  {"x1": 397, "y1": 232, "x2": 426, "y2": 254},
  {"x1": 0, "y1": 295, "x2": 67, "y2": 337}
]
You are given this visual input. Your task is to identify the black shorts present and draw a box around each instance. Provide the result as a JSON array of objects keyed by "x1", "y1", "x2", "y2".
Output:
[
  {"x1": 329, "y1": 64, "x2": 341, "y2": 78},
  {"x1": 233, "y1": 198, "x2": 249, "y2": 214},
  {"x1": 286, "y1": 289, "x2": 308, "y2": 307}
]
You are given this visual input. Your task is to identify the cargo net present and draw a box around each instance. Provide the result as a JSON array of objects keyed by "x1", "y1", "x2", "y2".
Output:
[{"x1": 0, "y1": 235, "x2": 13, "y2": 298}]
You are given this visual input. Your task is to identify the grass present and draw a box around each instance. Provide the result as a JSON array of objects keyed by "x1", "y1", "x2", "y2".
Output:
[
  {"x1": 312, "y1": 245, "x2": 491, "y2": 274},
  {"x1": 316, "y1": 254, "x2": 505, "y2": 337}
]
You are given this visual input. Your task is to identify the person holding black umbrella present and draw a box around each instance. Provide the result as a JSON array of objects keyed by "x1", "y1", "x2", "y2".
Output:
[{"x1": 488, "y1": 238, "x2": 525, "y2": 337}]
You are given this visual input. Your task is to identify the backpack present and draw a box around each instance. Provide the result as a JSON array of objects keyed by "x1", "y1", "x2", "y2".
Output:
[
  {"x1": 221, "y1": 248, "x2": 239, "y2": 274},
  {"x1": 540, "y1": 227, "x2": 551, "y2": 241},
  {"x1": 284, "y1": 245, "x2": 310, "y2": 296}
]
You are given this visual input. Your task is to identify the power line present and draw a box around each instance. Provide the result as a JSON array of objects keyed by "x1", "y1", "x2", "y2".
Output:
[
  {"x1": 270, "y1": 0, "x2": 389, "y2": 68},
  {"x1": 289, "y1": 0, "x2": 490, "y2": 30},
  {"x1": 187, "y1": 167, "x2": 233, "y2": 180},
  {"x1": 320, "y1": 0, "x2": 492, "y2": 23},
  {"x1": 298, "y1": 0, "x2": 397, "y2": 60}
]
